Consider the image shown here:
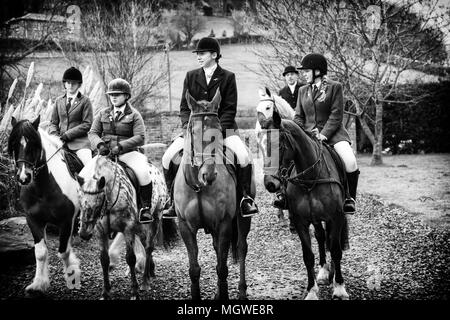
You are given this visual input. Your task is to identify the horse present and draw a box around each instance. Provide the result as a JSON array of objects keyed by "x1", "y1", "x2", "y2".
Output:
[
  {"x1": 76, "y1": 154, "x2": 178, "y2": 300},
  {"x1": 255, "y1": 88, "x2": 295, "y2": 225},
  {"x1": 174, "y1": 89, "x2": 253, "y2": 300},
  {"x1": 257, "y1": 107, "x2": 350, "y2": 300},
  {"x1": 7, "y1": 115, "x2": 81, "y2": 295}
]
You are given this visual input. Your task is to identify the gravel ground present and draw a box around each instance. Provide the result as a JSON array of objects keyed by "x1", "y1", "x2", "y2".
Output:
[{"x1": 0, "y1": 181, "x2": 448, "y2": 301}]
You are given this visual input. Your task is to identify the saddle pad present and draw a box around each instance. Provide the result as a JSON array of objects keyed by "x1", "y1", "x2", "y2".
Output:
[
  {"x1": 323, "y1": 143, "x2": 349, "y2": 196},
  {"x1": 117, "y1": 160, "x2": 140, "y2": 201}
]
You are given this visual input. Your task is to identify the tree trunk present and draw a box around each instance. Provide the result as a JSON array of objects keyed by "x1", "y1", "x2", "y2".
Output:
[{"x1": 371, "y1": 102, "x2": 384, "y2": 165}]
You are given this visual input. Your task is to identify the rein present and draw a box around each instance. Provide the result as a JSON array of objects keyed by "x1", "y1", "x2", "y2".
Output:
[{"x1": 280, "y1": 131, "x2": 344, "y2": 194}]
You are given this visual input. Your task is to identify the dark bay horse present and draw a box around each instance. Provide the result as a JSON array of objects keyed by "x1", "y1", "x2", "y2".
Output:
[
  {"x1": 258, "y1": 109, "x2": 350, "y2": 300},
  {"x1": 174, "y1": 89, "x2": 252, "y2": 300},
  {"x1": 7, "y1": 115, "x2": 81, "y2": 294},
  {"x1": 76, "y1": 155, "x2": 177, "y2": 300}
]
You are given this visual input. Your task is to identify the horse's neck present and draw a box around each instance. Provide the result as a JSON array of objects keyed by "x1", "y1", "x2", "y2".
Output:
[{"x1": 288, "y1": 126, "x2": 319, "y2": 170}]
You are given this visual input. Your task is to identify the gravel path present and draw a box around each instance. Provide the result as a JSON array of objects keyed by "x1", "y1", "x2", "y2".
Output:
[{"x1": 0, "y1": 185, "x2": 448, "y2": 300}]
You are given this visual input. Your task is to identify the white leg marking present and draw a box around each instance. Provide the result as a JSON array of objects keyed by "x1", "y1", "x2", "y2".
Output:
[
  {"x1": 108, "y1": 232, "x2": 123, "y2": 268},
  {"x1": 317, "y1": 263, "x2": 330, "y2": 284},
  {"x1": 58, "y1": 244, "x2": 81, "y2": 290},
  {"x1": 332, "y1": 279, "x2": 349, "y2": 300},
  {"x1": 305, "y1": 282, "x2": 319, "y2": 300},
  {"x1": 26, "y1": 239, "x2": 50, "y2": 293},
  {"x1": 134, "y1": 236, "x2": 146, "y2": 274}
]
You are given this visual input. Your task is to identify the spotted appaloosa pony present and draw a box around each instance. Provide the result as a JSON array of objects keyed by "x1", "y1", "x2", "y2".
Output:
[
  {"x1": 258, "y1": 107, "x2": 350, "y2": 300},
  {"x1": 76, "y1": 155, "x2": 177, "y2": 300},
  {"x1": 7, "y1": 115, "x2": 81, "y2": 295}
]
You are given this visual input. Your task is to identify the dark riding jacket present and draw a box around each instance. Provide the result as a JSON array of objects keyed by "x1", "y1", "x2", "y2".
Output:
[
  {"x1": 180, "y1": 65, "x2": 238, "y2": 135},
  {"x1": 88, "y1": 103, "x2": 145, "y2": 154},
  {"x1": 294, "y1": 78, "x2": 351, "y2": 146},
  {"x1": 279, "y1": 82, "x2": 303, "y2": 110},
  {"x1": 49, "y1": 92, "x2": 93, "y2": 150}
]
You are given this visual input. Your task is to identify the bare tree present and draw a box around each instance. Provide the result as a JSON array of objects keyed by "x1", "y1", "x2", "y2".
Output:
[
  {"x1": 253, "y1": 0, "x2": 449, "y2": 165},
  {"x1": 83, "y1": 0, "x2": 166, "y2": 110},
  {"x1": 171, "y1": 1, "x2": 206, "y2": 47}
]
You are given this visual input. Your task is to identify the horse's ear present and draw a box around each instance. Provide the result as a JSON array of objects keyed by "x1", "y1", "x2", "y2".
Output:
[
  {"x1": 273, "y1": 108, "x2": 282, "y2": 129},
  {"x1": 265, "y1": 87, "x2": 271, "y2": 97},
  {"x1": 75, "y1": 173, "x2": 84, "y2": 186},
  {"x1": 11, "y1": 116, "x2": 17, "y2": 127},
  {"x1": 32, "y1": 115, "x2": 40, "y2": 130},
  {"x1": 185, "y1": 90, "x2": 196, "y2": 111},
  {"x1": 210, "y1": 88, "x2": 221, "y2": 112},
  {"x1": 97, "y1": 176, "x2": 105, "y2": 190}
]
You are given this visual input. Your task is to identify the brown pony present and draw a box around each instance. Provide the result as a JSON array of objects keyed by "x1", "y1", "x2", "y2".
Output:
[{"x1": 174, "y1": 89, "x2": 253, "y2": 300}]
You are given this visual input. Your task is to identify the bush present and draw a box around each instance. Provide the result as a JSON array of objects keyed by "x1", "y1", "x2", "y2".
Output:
[{"x1": 383, "y1": 80, "x2": 450, "y2": 154}]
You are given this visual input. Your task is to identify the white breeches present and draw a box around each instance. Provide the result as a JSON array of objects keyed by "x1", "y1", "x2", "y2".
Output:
[
  {"x1": 162, "y1": 135, "x2": 252, "y2": 169},
  {"x1": 119, "y1": 151, "x2": 152, "y2": 185},
  {"x1": 75, "y1": 148, "x2": 92, "y2": 166},
  {"x1": 333, "y1": 141, "x2": 358, "y2": 172}
]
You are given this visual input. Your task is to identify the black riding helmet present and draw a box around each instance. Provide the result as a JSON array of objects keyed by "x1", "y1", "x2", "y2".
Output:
[
  {"x1": 192, "y1": 37, "x2": 222, "y2": 60},
  {"x1": 297, "y1": 54, "x2": 327, "y2": 80},
  {"x1": 62, "y1": 67, "x2": 83, "y2": 83}
]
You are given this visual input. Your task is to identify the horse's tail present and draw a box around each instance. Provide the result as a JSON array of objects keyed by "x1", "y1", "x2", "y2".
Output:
[
  {"x1": 231, "y1": 215, "x2": 239, "y2": 264},
  {"x1": 157, "y1": 218, "x2": 180, "y2": 249}
]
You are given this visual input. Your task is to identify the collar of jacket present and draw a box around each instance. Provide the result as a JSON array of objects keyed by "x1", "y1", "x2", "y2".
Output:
[
  {"x1": 108, "y1": 102, "x2": 132, "y2": 116},
  {"x1": 195, "y1": 65, "x2": 224, "y2": 89}
]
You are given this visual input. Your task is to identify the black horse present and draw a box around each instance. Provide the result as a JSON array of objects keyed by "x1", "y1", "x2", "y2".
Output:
[{"x1": 258, "y1": 109, "x2": 350, "y2": 300}]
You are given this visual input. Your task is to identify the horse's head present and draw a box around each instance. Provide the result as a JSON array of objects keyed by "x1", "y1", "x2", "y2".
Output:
[
  {"x1": 76, "y1": 171, "x2": 106, "y2": 241},
  {"x1": 186, "y1": 89, "x2": 222, "y2": 186},
  {"x1": 256, "y1": 87, "x2": 295, "y2": 131},
  {"x1": 8, "y1": 116, "x2": 43, "y2": 185},
  {"x1": 258, "y1": 108, "x2": 296, "y2": 193}
]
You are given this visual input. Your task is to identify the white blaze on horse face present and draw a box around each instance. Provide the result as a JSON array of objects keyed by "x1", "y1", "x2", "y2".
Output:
[
  {"x1": 256, "y1": 98, "x2": 274, "y2": 121},
  {"x1": 18, "y1": 137, "x2": 29, "y2": 182}
]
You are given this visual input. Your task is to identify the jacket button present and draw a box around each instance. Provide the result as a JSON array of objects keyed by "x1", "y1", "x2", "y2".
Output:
[{"x1": 204, "y1": 91, "x2": 207, "y2": 94}]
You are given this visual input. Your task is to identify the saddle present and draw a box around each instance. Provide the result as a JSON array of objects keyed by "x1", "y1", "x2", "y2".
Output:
[
  {"x1": 116, "y1": 160, "x2": 141, "y2": 208},
  {"x1": 322, "y1": 142, "x2": 350, "y2": 198},
  {"x1": 62, "y1": 148, "x2": 83, "y2": 179}
]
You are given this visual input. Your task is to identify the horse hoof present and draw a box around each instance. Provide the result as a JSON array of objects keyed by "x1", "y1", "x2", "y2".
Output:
[
  {"x1": 130, "y1": 295, "x2": 140, "y2": 300},
  {"x1": 317, "y1": 264, "x2": 330, "y2": 285},
  {"x1": 25, "y1": 278, "x2": 50, "y2": 293},
  {"x1": 140, "y1": 282, "x2": 151, "y2": 291},
  {"x1": 304, "y1": 283, "x2": 319, "y2": 300},
  {"x1": 332, "y1": 283, "x2": 349, "y2": 300}
]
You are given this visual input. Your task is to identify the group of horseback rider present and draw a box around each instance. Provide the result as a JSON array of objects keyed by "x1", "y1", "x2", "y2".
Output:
[{"x1": 49, "y1": 36, "x2": 359, "y2": 223}]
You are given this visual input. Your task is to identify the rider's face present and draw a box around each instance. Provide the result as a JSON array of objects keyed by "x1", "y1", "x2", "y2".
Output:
[
  {"x1": 302, "y1": 69, "x2": 314, "y2": 84},
  {"x1": 197, "y1": 51, "x2": 217, "y2": 68},
  {"x1": 284, "y1": 72, "x2": 299, "y2": 86},
  {"x1": 108, "y1": 93, "x2": 127, "y2": 107},
  {"x1": 64, "y1": 81, "x2": 81, "y2": 95}
]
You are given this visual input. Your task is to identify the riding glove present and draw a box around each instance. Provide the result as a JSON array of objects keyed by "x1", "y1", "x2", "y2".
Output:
[
  {"x1": 111, "y1": 144, "x2": 122, "y2": 156},
  {"x1": 98, "y1": 143, "x2": 110, "y2": 156}
]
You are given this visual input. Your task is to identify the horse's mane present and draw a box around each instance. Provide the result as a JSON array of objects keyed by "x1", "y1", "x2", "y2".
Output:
[
  {"x1": 273, "y1": 95, "x2": 295, "y2": 120},
  {"x1": 280, "y1": 119, "x2": 316, "y2": 148}
]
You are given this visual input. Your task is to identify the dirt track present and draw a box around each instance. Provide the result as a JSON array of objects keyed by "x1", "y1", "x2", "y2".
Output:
[{"x1": 0, "y1": 181, "x2": 448, "y2": 300}]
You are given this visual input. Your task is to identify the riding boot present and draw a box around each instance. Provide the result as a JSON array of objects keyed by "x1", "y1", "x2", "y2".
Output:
[
  {"x1": 162, "y1": 162, "x2": 178, "y2": 219},
  {"x1": 343, "y1": 169, "x2": 360, "y2": 214},
  {"x1": 138, "y1": 182, "x2": 153, "y2": 224},
  {"x1": 238, "y1": 164, "x2": 259, "y2": 218}
]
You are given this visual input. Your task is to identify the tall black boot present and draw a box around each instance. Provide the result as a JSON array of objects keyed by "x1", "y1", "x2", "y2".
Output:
[
  {"x1": 238, "y1": 164, "x2": 259, "y2": 218},
  {"x1": 139, "y1": 182, "x2": 153, "y2": 224},
  {"x1": 162, "y1": 162, "x2": 178, "y2": 219},
  {"x1": 343, "y1": 169, "x2": 360, "y2": 214}
]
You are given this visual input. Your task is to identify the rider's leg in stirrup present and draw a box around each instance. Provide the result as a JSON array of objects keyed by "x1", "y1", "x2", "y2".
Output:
[{"x1": 334, "y1": 141, "x2": 359, "y2": 214}]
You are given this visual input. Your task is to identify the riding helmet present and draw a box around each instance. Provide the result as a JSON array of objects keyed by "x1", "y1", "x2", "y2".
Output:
[
  {"x1": 62, "y1": 67, "x2": 83, "y2": 83},
  {"x1": 297, "y1": 54, "x2": 327, "y2": 75},
  {"x1": 192, "y1": 37, "x2": 222, "y2": 59},
  {"x1": 282, "y1": 65, "x2": 299, "y2": 76},
  {"x1": 106, "y1": 78, "x2": 131, "y2": 97}
]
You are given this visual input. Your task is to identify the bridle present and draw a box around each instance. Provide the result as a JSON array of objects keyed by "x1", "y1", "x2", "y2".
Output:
[{"x1": 14, "y1": 144, "x2": 63, "y2": 179}]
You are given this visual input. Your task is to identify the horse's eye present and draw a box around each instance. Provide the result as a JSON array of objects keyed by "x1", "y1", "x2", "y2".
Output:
[{"x1": 266, "y1": 107, "x2": 270, "y2": 110}]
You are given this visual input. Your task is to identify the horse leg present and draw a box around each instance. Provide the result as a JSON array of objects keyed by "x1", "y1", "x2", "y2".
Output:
[
  {"x1": 124, "y1": 229, "x2": 139, "y2": 300},
  {"x1": 133, "y1": 235, "x2": 146, "y2": 274},
  {"x1": 296, "y1": 222, "x2": 319, "y2": 300},
  {"x1": 329, "y1": 219, "x2": 349, "y2": 300},
  {"x1": 108, "y1": 232, "x2": 123, "y2": 270},
  {"x1": 314, "y1": 222, "x2": 329, "y2": 285},
  {"x1": 179, "y1": 219, "x2": 201, "y2": 300},
  {"x1": 214, "y1": 220, "x2": 232, "y2": 300},
  {"x1": 140, "y1": 222, "x2": 157, "y2": 291},
  {"x1": 58, "y1": 220, "x2": 81, "y2": 290},
  {"x1": 98, "y1": 230, "x2": 112, "y2": 300},
  {"x1": 237, "y1": 215, "x2": 251, "y2": 300},
  {"x1": 25, "y1": 219, "x2": 50, "y2": 294}
]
